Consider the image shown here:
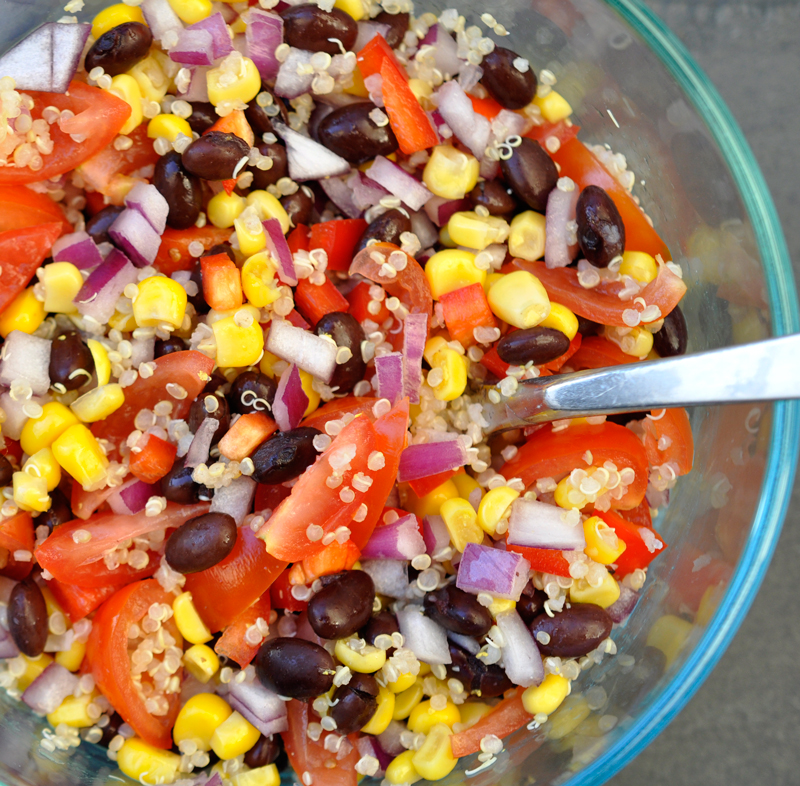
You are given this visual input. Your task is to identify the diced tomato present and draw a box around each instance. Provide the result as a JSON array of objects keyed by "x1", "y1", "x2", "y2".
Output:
[
  {"x1": 479, "y1": 343, "x2": 510, "y2": 379},
  {"x1": 541, "y1": 332, "x2": 582, "y2": 373},
  {"x1": 408, "y1": 468, "x2": 460, "y2": 499},
  {"x1": 294, "y1": 276, "x2": 350, "y2": 327},
  {"x1": 309, "y1": 219, "x2": 368, "y2": 272},
  {"x1": 0, "y1": 222, "x2": 62, "y2": 316},
  {"x1": 214, "y1": 594, "x2": 271, "y2": 668},
  {"x1": 184, "y1": 525, "x2": 286, "y2": 632},
  {"x1": 0, "y1": 511, "x2": 34, "y2": 554},
  {"x1": 71, "y1": 481, "x2": 122, "y2": 520},
  {"x1": 380, "y1": 58, "x2": 438, "y2": 155},
  {"x1": 300, "y1": 396, "x2": 378, "y2": 432},
  {"x1": 670, "y1": 546, "x2": 731, "y2": 613},
  {"x1": 254, "y1": 483, "x2": 291, "y2": 514},
  {"x1": 88, "y1": 580, "x2": 182, "y2": 748},
  {"x1": 469, "y1": 94, "x2": 504, "y2": 120},
  {"x1": 0, "y1": 185, "x2": 71, "y2": 235},
  {"x1": 0, "y1": 81, "x2": 130, "y2": 186},
  {"x1": 128, "y1": 433, "x2": 177, "y2": 484},
  {"x1": 47, "y1": 579, "x2": 117, "y2": 623},
  {"x1": 0, "y1": 552, "x2": 32, "y2": 581},
  {"x1": 219, "y1": 412, "x2": 278, "y2": 462},
  {"x1": 346, "y1": 281, "x2": 391, "y2": 324},
  {"x1": 287, "y1": 224, "x2": 310, "y2": 254},
  {"x1": 506, "y1": 543, "x2": 572, "y2": 577},
  {"x1": 569, "y1": 335, "x2": 639, "y2": 370},
  {"x1": 356, "y1": 34, "x2": 404, "y2": 79},
  {"x1": 641, "y1": 407, "x2": 694, "y2": 476},
  {"x1": 0, "y1": 438, "x2": 22, "y2": 466},
  {"x1": 502, "y1": 421, "x2": 649, "y2": 510},
  {"x1": 440, "y1": 283, "x2": 496, "y2": 348},
  {"x1": 270, "y1": 568, "x2": 308, "y2": 612},
  {"x1": 204, "y1": 109, "x2": 255, "y2": 147},
  {"x1": 153, "y1": 226, "x2": 234, "y2": 276},
  {"x1": 286, "y1": 309, "x2": 310, "y2": 330},
  {"x1": 200, "y1": 253, "x2": 243, "y2": 311},
  {"x1": 450, "y1": 689, "x2": 532, "y2": 757},
  {"x1": 525, "y1": 120, "x2": 581, "y2": 147},
  {"x1": 616, "y1": 498, "x2": 652, "y2": 529},
  {"x1": 35, "y1": 502, "x2": 210, "y2": 588},
  {"x1": 596, "y1": 509, "x2": 667, "y2": 576},
  {"x1": 298, "y1": 539, "x2": 361, "y2": 585}
]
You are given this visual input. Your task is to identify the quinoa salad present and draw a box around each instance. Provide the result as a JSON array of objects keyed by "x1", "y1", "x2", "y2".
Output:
[{"x1": 0, "y1": 1, "x2": 692, "y2": 784}]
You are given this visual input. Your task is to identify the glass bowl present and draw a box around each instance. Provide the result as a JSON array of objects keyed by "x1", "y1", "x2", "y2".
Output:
[{"x1": 0, "y1": 1, "x2": 796, "y2": 785}]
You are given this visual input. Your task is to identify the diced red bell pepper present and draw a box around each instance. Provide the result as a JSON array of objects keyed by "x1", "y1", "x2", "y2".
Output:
[
  {"x1": 408, "y1": 468, "x2": 460, "y2": 499},
  {"x1": 219, "y1": 412, "x2": 278, "y2": 462},
  {"x1": 294, "y1": 276, "x2": 350, "y2": 327},
  {"x1": 595, "y1": 509, "x2": 667, "y2": 576},
  {"x1": 309, "y1": 219, "x2": 368, "y2": 272},
  {"x1": 541, "y1": 332, "x2": 582, "y2": 373},
  {"x1": 450, "y1": 689, "x2": 533, "y2": 757},
  {"x1": 200, "y1": 253, "x2": 243, "y2": 311},
  {"x1": 287, "y1": 224, "x2": 310, "y2": 254},
  {"x1": 356, "y1": 34, "x2": 404, "y2": 79},
  {"x1": 380, "y1": 58, "x2": 438, "y2": 155},
  {"x1": 298, "y1": 539, "x2": 361, "y2": 585},
  {"x1": 286, "y1": 309, "x2": 310, "y2": 330},
  {"x1": 128, "y1": 433, "x2": 177, "y2": 484},
  {"x1": 214, "y1": 594, "x2": 271, "y2": 668},
  {"x1": 154, "y1": 226, "x2": 234, "y2": 276},
  {"x1": 204, "y1": 109, "x2": 255, "y2": 147},
  {"x1": 47, "y1": 579, "x2": 117, "y2": 623},
  {"x1": 270, "y1": 568, "x2": 308, "y2": 612},
  {"x1": 569, "y1": 335, "x2": 639, "y2": 371},
  {"x1": 346, "y1": 281, "x2": 391, "y2": 324},
  {"x1": 469, "y1": 94, "x2": 503, "y2": 120},
  {"x1": 506, "y1": 543, "x2": 572, "y2": 577},
  {"x1": 480, "y1": 343, "x2": 510, "y2": 379},
  {"x1": 440, "y1": 283, "x2": 497, "y2": 348}
]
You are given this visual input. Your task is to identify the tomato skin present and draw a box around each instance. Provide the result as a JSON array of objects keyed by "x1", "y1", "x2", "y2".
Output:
[
  {"x1": 128, "y1": 434, "x2": 177, "y2": 484},
  {"x1": 0, "y1": 222, "x2": 62, "y2": 316},
  {"x1": 450, "y1": 689, "x2": 532, "y2": 758},
  {"x1": 346, "y1": 281, "x2": 391, "y2": 324},
  {"x1": 525, "y1": 120, "x2": 581, "y2": 147},
  {"x1": 270, "y1": 568, "x2": 308, "y2": 612},
  {"x1": 641, "y1": 407, "x2": 694, "y2": 476},
  {"x1": 47, "y1": 579, "x2": 116, "y2": 623},
  {"x1": 596, "y1": 509, "x2": 667, "y2": 576},
  {"x1": 506, "y1": 544, "x2": 572, "y2": 577},
  {"x1": 153, "y1": 226, "x2": 234, "y2": 276},
  {"x1": 294, "y1": 276, "x2": 350, "y2": 327},
  {"x1": 88, "y1": 580, "x2": 182, "y2": 749},
  {"x1": 615, "y1": 498, "x2": 653, "y2": 529},
  {"x1": 214, "y1": 594, "x2": 271, "y2": 668},
  {"x1": 309, "y1": 219, "x2": 367, "y2": 272},
  {"x1": 300, "y1": 396, "x2": 378, "y2": 432},
  {"x1": 0, "y1": 186, "x2": 71, "y2": 235},
  {"x1": 569, "y1": 335, "x2": 639, "y2": 371},
  {"x1": 254, "y1": 483, "x2": 291, "y2": 514},
  {"x1": 0, "y1": 511, "x2": 34, "y2": 554}
]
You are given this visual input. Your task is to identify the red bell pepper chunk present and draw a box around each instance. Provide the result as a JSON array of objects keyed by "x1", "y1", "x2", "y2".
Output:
[
  {"x1": 294, "y1": 276, "x2": 350, "y2": 327},
  {"x1": 298, "y1": 539, "x2": 361, "y2": 585},
  {"x1": 47, "y1": 579, "x2": 117, "y2": 623},
  {"x1": 356, "y1": 34, "x2": 404, "y2": 79},
  {"x1": 524, "y1": 120, "x2": 581, "y2": 147},
  {"x1": 506, "y1": 543, "x2": 572, "y2": 577},
  {"x1": 270, "y1": 568, "x2": 308, "y2": 612},
  {"x1": 214, "y1": 594, "x2": 272, "y2": 668},
  {"x1": 570, "y1": 335, "x2": 639, "y2": 371},
  {"x1": 380, "y1": 58, "x2": 438, "y2": 155},
  {"x1": 480, "y1": 343, "x2": 510, "y2": 379},
  {"x1": 595, "y1": 508, "x2": 667, "y2": 576},
  {"x1": 469, "y1": 93, "x2": 504, "y2": 120},
  {"x1": 286, "y1": 308, "x2": 310, "y2": 330},
  {"x1": 346, "y1": 280, "x2": 391, "y2": 324},
  {"x1": 541, "y1": 332, "x2": 582, "y2": 373},
  {"x1": 287, "y1": 224, "x2": 310, "y2": 254},
  {"x1": 128, "y1": 433, "x2": 177, "y2": 484},
  {"x1": 450, "y1": 689, "x2": 533, "y2": 757},
  {"x1": 219, "y1": 412, "x2": 278, "y2": 462},
  {"x1": 200, "y1": 253, "x2": 243, "y2": 312},
  {"x1": 440, "y1": 283, "x2": 497, "y2": 348},
  {"x1": 408, "y1": 468, "x2": 460, "y2": 499},
  {"x1": 154, "y1": 226, "x2": 235, "y2": 276},
  {"x1": 309, "y1": 219, "x2": 368, "y2": 272},
  {"x1": 204, "y1": 109, "x2": 255, "y2": 147}
]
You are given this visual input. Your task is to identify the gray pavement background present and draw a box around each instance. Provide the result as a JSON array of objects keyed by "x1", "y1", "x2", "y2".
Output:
[{"x1": 612, "y1": 3, "x2": 800, "y2": 785}]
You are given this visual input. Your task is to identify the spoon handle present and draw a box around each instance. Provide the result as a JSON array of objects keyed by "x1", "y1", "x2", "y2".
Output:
[{"x1": 481, "y1": 334, "x2": 800, "y2": 433}]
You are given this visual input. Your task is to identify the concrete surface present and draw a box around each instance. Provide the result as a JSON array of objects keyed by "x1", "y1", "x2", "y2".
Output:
[{"x1": 611, "y1": 3, "x2": 800, "y2": 785}]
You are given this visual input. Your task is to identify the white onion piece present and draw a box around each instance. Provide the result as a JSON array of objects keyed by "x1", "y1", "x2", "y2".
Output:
[
  {"x1": 360, "y1": 560, "x2": 409, "y2": 599},
  {"x1": 319, "y1": 176, "x2": 362, "y2": 219},
  {"x1": 185, "y1": 417, "x2": 219, "y2": 468},
  {"x1": 210, "y1": 476, "x2": 257, "y2": 526},
  {"x1": 125, "y1": 182, "x2": 169, "y2": 235},
  {"x1": 266, "y1": 319, "x2": 338, "y2": 384},
  {"x1": 274, "y1": 48, "x2": 315, "y2": 98},
  {"x1": 22, "y1": 663, "x2": 79, "y2": 715},
  {"x1": 226, "y1": 676, "x2": 288, "y2": 737},
  {"x1": 350, "y1": 171, "x2": 389, "y2": 213},
  {"x1": 354, "y1": 21, "x2": 391, "y2": 51},
  {"x1": 367, "y1": 156, "x2": 433, "y2": 212},
  {"x1": 491, "y1": 110, "x2": 528, "y2": 145},
  {"x1": 447, "y1": 631, "x2": 481, "y2": 655},
  {"x1": 141, "y1": 0, "x2": 184, "y2": 42},
  {"x1": 0, "y1": 331, "x2": 51, "y2": 396},
  {"x1": 0, "y1": 626, "x2": 19, "y2": 660},
  {"x1": 396, "y1": 605, "x2": 451, "y2": 665},
  {"x1": 545, "y1": 185, "x2": 580, "y2": 268},
  {"x1": 495, "y1": 609, "x2": 544, "y2": 687},
  {"x1": 420, "y1": 24, "x2": 462, "y2": 79},
  {"x1": 0, "y1": 391, "x2": 48, "y2": 441},
  {"x1": 409, "y1": 210, "x2": 438, "y2": 250},
  {"x1": 130, "y1": 337, "x2": 155, "y2": 367},
  {"x1": 273, "y1": 121, "x2": 350, "y2": 182},
  {"x1": 179, "y1": 67, "x2": 210, "y2": 102},
  {"x1": 508, "y1": 498, "x2": 587, "y2": 551},
  {"x1": 458, "y1": 63, "x2": 483, "y2": 92},
  {"x1": 436, "y1": 80, "x2": 491, "y2": 159}
]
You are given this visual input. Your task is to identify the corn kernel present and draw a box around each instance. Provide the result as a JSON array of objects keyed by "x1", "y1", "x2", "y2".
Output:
[
  {"x1": 298, "y1": 368, "x2": 320, "y2": 418},
  {"x1": 386, "y1": 750, "x2": 422, "y2": 785},
  {"x1": 404, "y1": 479, "x2": 459, "y2": 519},
  {"x1": 21, "y1": 402, "x2": 80, "y2": 456},
  {"x1": 207, "y1": 56, "x2": 261, "y2": 107},
  {"x1": 229, "y1": 764, "x2": 281, "y2": 786},
  {"x1": 646, "y1": 614, "x2": 693, "y2": 668},
  {"x1": 487, "y1": 270, "x2": 551, "y2": 329},
  {"x1": 545, "y1": 694, "x2": 590, "y2": 740},
  {"x1": 147, "y1": 114, "x2": 193, "y2": 143},
  {"x1": 133, "y1": 276, "x2": 187, "y2": 329},
  {"x1": 334, "y1": 0, "x2": 365, "y2": 20},
  {"x1": 241, "y1": 252, "x2": 279, "y2": 308},
  {"x1": 605, "y1": 325, "x2": 654, "y2": 358},
  {"x1": 167, "y1": 0, "x2": 213, "y2": 24},
  {"x1": 87, "y1": 339, "x2": 111, "y2": 386},
  {"x1": 234, "y1": 215, "x2": 267, "y2": 257},
  {"x1": 210, "y1": 711, "x2": 260, "y2": 760},
  {"x1": 46, "y1": 692, "x2": 94, "y2": 728},
  {"x1": 70, "y1": 384, "x2": 125, "y2": 423},
  {"x1": 245, "y1": 191, "x2": 291, "y2": 235},
  {"x1": 619, "y1": 251, "x2": 657, "y2": 284},
  {"x1": 23, "y1": 448, "x2": 61, "y2": 491},
  {"x1": 207, "y1": 303, "x2": 261, "y2": 327},
  {"x1": 457, "y1": 702, "x2": 493, "y2": 729},
  {"x1": 508, "y1": 210, "x2": 547, "y2": 261},
  {"x1": 212, "y1": 316, "x2": 264, "y2": 368},
  {"x1": 447, "y1": 212, "x2": 510, "y2": 251},
  {"x1": 439, "y1": 497, "x2": 483, "y2": 552},
  {"x1": 392, "y1": 680, "x2": 424, "y2": 720},
  {"x1": 56, "y1": 638, "x2": 86, "y2": 673},
  {"x1": 408, "y1": 699, "x2": 461, "y2": 734},
  {"x1": 17, "y1": 653, "x2": 52, "y2": 691},
  {"x1": 425, "y1": 249, "x2": 486, "y2": 300},
  {"x1": 534, "y1": 90, "x2": 573, "y2": 123},
  {"x1": 173, "y1": 592, "x2": 213, "y2": 644},
  {"x1": 427, "y1": 345, "x2": 467, "y2": 401},
  {"x1": 539, "y1": 302, "x2": 579, "y2": 340},
  {"x1": 13, "y1": 471, "x2": 49, "y2": 513},
  {"x1": 451, "y1": 472, "x2": 481, "y2": 505},
  {"x1": 52, "y1": 424, "x2": 109, "y2": 491},
  {"x1": 335, "y1": 639, "x2": 386, "y2": 674},
  {"x1": 488, "y1": 597, "x2": 516, "y2": 616},
  {"x1": 387, "y1": 670, "x2": 417, "y2": 694},
  {"x1": 208, "y1": 191, "x2": 247, "y2": 229},
  {"x1": 128, "y1": 54, "x2": 171, "y2": 104},
  {"x1": 553, "y1": 476, "x2": 580, "y2": 510},
  {"x1": 484, "y1": 272, "x2": 505, "y2": 294},
  {"x1": 109, "y1": 309, "x2": 138, "y2": 332},
  {"x1": 42, "y1": 262, "x2": 83, "y2": 314},
  {"x1": 174, "y1": 693, "x2": 233, "y2": 752},
  {"x1": 423, "y1": 146, "x2": 480, "y2": 200},
  {"x1": 412, "y1": 723, "x2": 457, "y2": 781},
  {"x1": 583, "y1": 515, "x2": 626, "y2": 565},
  {"x1": 92, "y1": 3, "x2": 145, "y2": 38},
  {"x1": 0, "y1": 288, "x2": 44, "y2": 337},
  {"x1": 477, "y1": 486, "x2": 519, "y2": 536},
  {"x1": 106, "y1": 74, "x2": 144, "y2": 136},
  {"x1": 184, "y1": 644, "x2": 220, "y2": 684},
  {"x1": 438, "y1": 225, "x2": 456, "y2": 248},
  {"x1": 118, "y1": 737, "x2": 181, "y2": 785},
  {"x1": 570, "y1": 569, "x2": 620, "y2": 609},
  {"x1": 522, "y1": 674, "x2": 570, "y2": 716},
  {"x1": 361, "y1": 684, "x2": 395, "y2": 734},
  {"x1": 408, "y1": 78, "x2": 433, "y2": 106}
]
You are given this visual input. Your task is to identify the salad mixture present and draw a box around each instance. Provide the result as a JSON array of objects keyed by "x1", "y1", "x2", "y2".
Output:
[{"x1": 0, "y1": 1, "x2": 694, "y2": 785}]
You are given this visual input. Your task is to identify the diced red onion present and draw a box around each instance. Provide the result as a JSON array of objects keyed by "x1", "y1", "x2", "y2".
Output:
[
  {"x1": 646, "y1": 486, "x2": 670, "y2": 509},
  {"x1": 374, "y1": 352, "x2": 404, "y2": 402},
  {"x1": 226, "y1": 677, "x2": 288, "y2": 737},
  {"x1": 491, "y1": 110, "x2": 528, "y2": 145},
  {"x1": 261, "y1": 218, "x2": 297, "y2": 286},
  {"x1": 479, "y1": 155, "x2": 500, "y2": 181},
  {"x1": 409, "y1": 211, "x2": 438, "y2": 250},
  {"x1": 361, "y1": 513, "x2": 425, "y2": 561},
  {"x1": 319, "y1": 176, "x2": 362, "y2": 219},
  {"x1": 198, "y1": 773, "x2": 224, "y2": 786},
  {"x1": 364, "y1": 73, "x2": 384, "y2": 107},
  {"x1": 397, "y1": 436, "x2": 467, "y2": 483},
  {"x1": 108, "y1": 209, "x2": 161, "y2": 268},
  {"x1": 378, "y1": 721, "x2": 406, "y2": 757},
  {"x1": 266, "y1": 319, "x2": 338, "y2": 384},
  {"x1": 75, "y1": 248, "x2": 138, "y2": 324},
  {"x1": 169, "y1": 28, "x2": 214, "y2": 65},
  {"x1": 401, "y1": 312, "x2": 427, "y2": 404},
  {"x1": 424, "y1": 195, "x2": 471, "y2": 227},
  {"x1": 350, "y1": 171, "x2": 389, "y2": 213},
  {"x1": 420, "y1": 24, "x2": 462, "y2": 78},
  {"x1": 457, "y1": 63, "x2": 483, "y2": 92},
  {"x1": 185, "y1": 417, "x2": 219, "y2": 468},
  {"x1": 356, "y1": 736, "x2": 386, "y2": 777},
  {"x1": 507, "y1": 498, "x2": 587, "y2": 551},
  {"x1": 246, "y1": 10, "x2": 283, "y2": 82},
  {"x1": 178, "y1": 67, "x2": 210, "y2": 102},
  {"x1": 0, "y1": 331, "x2": 51, "y2": 396},
  {"x1": 436, "y1": 80, "x2": 491, "y2": 159},
  {"x1": 130, "y1": 337, "x2": 155, "y2": 367},
  {"x1": 272, "y1": 120, "x2": 350, "y2": 181},
  {"x1": 189, "y1": 12, "x2": 233, "y2": 60},
  {"x1": 359, "y1": 559, "x2": 409, "y2": 598},
  {"x1": 447, "y1": 631, "x2": 481, "y2": 655},
  {"x1": 396, "y1": 605, "x2": 451, "y2": 665},
  {"x1": 52, "y1": 231, "x2": 103, "y2": 270},
  {"x1": 141, "y1": 0, "x2": 184, "y2": 42},
  {"x1": 125, "y1": 182, "x2": 169, "y2": 235},
  {"x1": 367, "y1": 156, "x2": 433, "y2": 212},
  {"x1": 210, "y1": 476, "x2": 257, "y2": 526},
  {"x1": 456, "y1": 543, "x2": 530, "y2": 601},
  {"x1": 354, "y1": 20, "x2": 391, "y2": 51},
  {"x1": 545, "y1": 185, "x2": 580, "y2": 268},
  {"x1": 606, "y1": 584, "x2": 640, "y2": 624},
  {"x1": 495, "y1": 609, "x2": 544, "y2": 687},
  {"x1": 22, "y1": 663, "x2": 79, "y2": 715},
  {"x1": 422, "y1": 515, "x2": 449, "y2": 557},
  {"x1": 274, "y1": 48, "x2": 315, "y2": 98},
  {"x1": 272, "y1": 364, "x2": 308, "y2": 432},
  {"x1": 107, "y1": 478, "x2": 159, "y2": 515},
  {"x1": 0, "y1": 626, "x2": 19, "y2": 660}
]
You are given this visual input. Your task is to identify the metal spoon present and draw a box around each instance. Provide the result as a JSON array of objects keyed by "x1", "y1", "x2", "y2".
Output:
[{"x1": 480, "y1": 334, "x2": 800, "y2": 433}]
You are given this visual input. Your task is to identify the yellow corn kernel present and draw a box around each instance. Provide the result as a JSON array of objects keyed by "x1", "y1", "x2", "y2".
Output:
[
  {"x1": 298, "y1": 368, "x2": 320, "y2": 417},
  {"x1": 109, "y1": 309, "x2": 138, "y2": 332},
  {"x1": 412, "y1": 723, "x2": 457, "y2": 781},
  {"x1": 447, "y1": 212, "x2": 510, "y2": 251},
  {"x1": 457, "y1": 702, "x2": 493, "y2": 730},
  {"x1": 696, "y1": 583, "x2": 724, "y2": 628},
  {"x1": 42, "y1": 262, "x2": 83, "y2": 315},
  {"x1": 417, "y1": 662, "x2": 431, "y2": 677},
  {"x1": 210, "y1": 711, "x2": 260, "y2": 760},
  {"x1": 619, "y1": 251, "x2": 657, "y2": 284},
  {"x1": 545, "y1": 694, "x2": 590, "y2": 740},
  {"x1": 553, "y1": 476, "x2": 581, "y2": 510},
  {"x1": 229, "y1": 764, "x2": 281, "y2": 786},
  {"x1": 392, "y1": 680, "x2": 425, "y2": 720},
  {"x1": 56, "y1": 638, "x2": 86, "y2": 673},
  {"x1": 423, "y1": 146, "x2": 480, "y2": 200},
  {"x1": 52, "y1": 424, "x2": 109, "y2": 491},
  {"x1": 424, "y1": 249, "x2": 486, "y2": 300},
  {"x1": 207, "y1": 55, "x2": 261, "y2": 107},
  {"x1": 387, "y1": 670, "x2": 417, "y2": 694},
  {"x1": 212, "y1": 315, "x2": 265, "y2": 368},
  {"x1": 428, "y1": 346, "x2": 467, "y2": 402},
  {"x1": 539, "y1": 302, "x2": 579, "y2": 340},
  {"x1": 422, "y1": 336, "x2": 448, "y2": 365},
  {"x1": 118, "y1": 737, "x2": 181, "y2": 785},
  {"x1": 167, "y1": 0, "x2": 213, "y2": 24},
  {"x1": 439, "y1": 497, "x2": 483, "y2": 552},
  {"x1": 234, "y1": 215, "x2": 267, "y2": 257},
  {"x1": 488, "y1": 597, "x2": 516, "y2": 616},
  {"x1": 408, "y1": 78, "x2": 433, "y2": 107},
  {"x1": 13, "y1": 471, "x2": 49, "y2": 512},
  {"x1": 246, "y1": 191, "x2": 291, "y2": 235},
  {"x1": 106, "y1": 74, "x2": 144, "y2": 136},
  {"x1": 134, "y1": 276, "x2": 188, "y2": 329},
  {"x1": 522, "y1": 674, "x2": 570, "y2": 717},
  {"x1": 21, "y1": 402, "x2": 79, "y2": 456},
  {"x1": 333, "y1": 0, "x2": 365, "y2": 20},
  {"x1": 408, "y1": 699, "x2": 461, "y2": 734},
  {"x1": 147, "y1": 114, "x2": 193, "y2": 143},
  {"x1": 40, "y1": 586, "x2": 62, "y2": 618},
  {"x1": 386, "y1": 750, "x2": 422, "y2": 785},
  {"x1": 23, "y1": 448, "x2": 61, "y2": 492},
  {"x1": 646, "y1": 614, "x2": 693, "y2": 668},
  {"x1": 570, "y1": 569, "x2": 620, "y2": 609},
  {"x1": 241, "y1": 252, "x2": 280, "y2": 308},
  {"x1": 184, "y1": 644, "x2": 219, "y2": 684},
  {"x1": 477, "y1": 486, "x2": 519, "y2": 536},
  {"x1": 451, "y1": 472, "x2": 481, "y2": 505},
  {"x1": 17, "y1": 653, "x2": 53, "y2": 691},
  {"x1": 174, "y1": 693, "x2": 233, "y2": 752},
  {"x1": 173, "y1": 592, "x2": 213, "y2": 645},
  {"x1": 487, "y1": 270, "x2": 551, "y2": 329},
  {"x1": 484, "y1": 272, "x2": 504, "y2": 294},
  {"x1": 335, "y1": 639, "x2": 387, "y2": 675},
  {"x1": 46, "y1": 692, "x2": 94, "y2": 728},
  {"x1": 206, "y1": 303, "x2": 261, "y2": 327},
  {"x1": 361, "y1": 684, "x2": 395, "y2": 734},
  {"x1": 70, "y1": 384, "x2": 125, "y2": 423},
  {"x1": 92, "y1": 3, "x2": 145, "y2": 38},
  {"x1": 405, "y1": 478, "x2": 459, "y2": 519},
  {"x1": 508, "y1": 210, "x2": 547, "y2": 262},
  {"x1": 437, "y1": 225, "x2": 456, "y2": 248},
  {"x1": 534, "y1": 90, "x2": 573, "y2": 123},
  {"x1": 87, "y1": 339, "x2": 111, "y2": 386},
  {"x1": 128, "y1": 54, "x2": 171, "y2": 104},
  {"x1": 209, "y1": 191, "x2": 247, "y2": 229},
  {"x1": 583, "y1": 515, "x2": 626, "y2": 565},
  {"x1": 605, "y1": 325, "x2": 653, "y2": 358},
  {"x1": 0, "y1": 288, "x2": 45, "y2": 337}
]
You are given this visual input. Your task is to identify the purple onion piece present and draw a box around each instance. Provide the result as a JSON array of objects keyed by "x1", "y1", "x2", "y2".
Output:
[
  {"x1": 125, "y1": 182, "x2": 169, "y2": 235},
  {"x1": 606, "y1": 584, "x2": 640, "y2": 624},
  {"x1": 422, "y1": 515, "x2": 449, "y2": 557},
  {"x1": 436, "y1": 80, "x2": 491, "y2": 159},
  {"x1": 272, "y1": 364, "x2": 308, "y2": 432},
  {"x1": 374, "y1": 352, "x2": 404, "y2": 402},
  {"x1": 361, "y1": 513, "x2": 425, "y2": 561},
  {"x1": 367, "y1": 156, "x2": 433, "y2": 212},
  {"x1": 52, "y1": 231, "x2": 104, "y2": 269},
  {"x1": 246, "y1": 10, "x2": 283, "y2": 81},
  {"x1": 210, "y1": 476, "x2": 257, "y2": 527},
  {"x1": 319, "y1": 175, "x2": 362, "y2": 219},
  {"x1": 397, "y1": 436, "x2": 467, "y2": 483},
  {"x1": 263, "y1": 218, "x2": 297, "y2": 285},
  {"x1": 22, "y1": 663, "x2": 79, "y2": 715},
  {"x1": 402, "y1": 313, "x2": 427, "y2": 404},
  {"x1": 108, "y1": 209, "x2": 161, "y2": 268},
  {"x1": 456, "y1": 542, "x2": 531, "y2": 601},
  {"x1": 169, "y1": 28, "x2": 215, "y2": 66},
  {"x1": 188, "y1": 12, "x2": 233, "y2": 60}
]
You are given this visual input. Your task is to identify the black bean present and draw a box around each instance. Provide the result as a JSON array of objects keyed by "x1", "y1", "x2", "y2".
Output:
[
  {"x1": 317, "y1": 103, "x2": 399, "y2": 165},
  {"x1": 575, "y1": 185, "x2": 625, "y2": 268},
  {"x1": 245, "y1": 92, "x2": 289, "y2": 136},
  {"x1": 279, "y1": 5, "x2": 357, "y2": 55},
  {"x1": 38, "y1": 486, "x2": 72, "y2": 533},
  {"x1": 480, "y1": 47, "x2": 537, "y2": 110},
  {"x1": 182, "y1": 132, "x2": 251, "y2": 181},
  {"x1": 202, "y1": 372, "x2": 229, "y2": 397},
  {"x1": 576, "y1": 315, "x2": 602, "y2": 337},
  {"x1": 469, "y1": 180, "x2": 518, "y2": 216},
  {"x1": 355, "y1": 209, "x2": 411, "y2": 255},
  {"x1": 244, "y1": 734, "x2": 283, "y2": 769},
  {"x1": 446, "y1": 642, "x2": 513, "y2": 698},
  {"x1": 153, "y1": 151, "x2": 203, "y2": 230},
  {"x1": 516, "y1": 586, "x2": 548, "y2": 626},
  {"x1": 500, "y1": 137, "x2": 558, "y2": 212},
  {"x1": 653, "y1": 305, "x2": 688, "y2": 357},
  {"x1": 249, "y1": 142, "x2": 288, "y2": 191},
  {"x1": 165, "y1": 512, "x2": 238, "y2": 574},
  {"x1": 330, "y1": 673, "x2": 379, "y2": 734},
  {"x1": 49, "y1": 331, "x2": 94, "y2": 392},
  {"x1": 154, "y1": 337, "x2": 186, "y2": 358},
  {"x1": 86, "y1": 205, "x2": 124, "y2": 244},
  {"x1": 228, "y1": 371, "x2": 277, "y2": 416},
  {"x1": 251, "y1": 427, "x2": 321, "y2": 485},
  {"x1": 161, "y1": 460, "x2": 201, "y2": 505},
  {"x1": 374, "y1": 11, "x2": 409, "y2": 48},
  {"x1": 314, "y1": 312, "x2": 366, "y2": 394},
  {"x1": 496, "y1": 326, "x2": 570, "y2": 366},
  {"x1": 307, "y1": 570, "x2": 375, "y2": 640},
  {"x1": 281, "y1": 187, "x2": 314, "y2": 228},
  {"x1": 202, "y1": 244, "x2": 236, "y2": 262},
  {"x1": 0, "y1": 454, "x2": 13, "y2": 487},
  {"x1": 84, "y1": 22, "x2": 152, "y2": 77},
  {"x1": 423, "y1": 585, "x2": 493, "y2": 637},
  {"x1": 530, "y1": 603, "x2": 613, "y2": 657},
  {"x1": 8, "y1": 580, "x2": 48, "y2": 657},
  {"x1": 186, "y1": 102, "x2": 218, "y2": 135},
  {"x1": 360, "y1": 610, "x2": 399, "y2": 646},
  {"x1": 256, "y1": 637, "x2": 335, "y2": 699},
  {"x1": 188, "y1": 394, "x2": 230, "y2": 445},
  {"x1": 187, "y1": 263, "x2": 208, "y2": 315}
]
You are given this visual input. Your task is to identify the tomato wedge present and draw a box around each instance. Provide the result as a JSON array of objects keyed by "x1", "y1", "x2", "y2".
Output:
[
  {"x1": 154, "y1": 226, "x2": 235, "y2": 276},
  {"x1": 641, "y1": 407, "x2": 694, "y2": 476},
  {"x1": 0, "y1": 511, "x2": 34, "y2": 554},
  {"x1": 270, "y1": 568, "x2": 309, "y2": 612},
  {"x1": 300, "y1": 396, "x2": 378, "y2": 432},
  {"x1": 214, "y1": 594, "x2": 272, "y2": 668},
  {"x1": 297, "y1": 539, "x2": 361, "y2": 584},
  {"x1": 0, "y1": 81, "x2": 130, "y2": 186},
  {"x1": 0, "y1": 222, "x2": 62, "y2": 316},
  {"x1": 569, "y1": 335, "x2": 639, "y2": 371},
  {"x1": 88, "y1": 580, "x2": 182, "y2": 748},
  {"x1": 450, "y1": 689, "x2": 533, "y2": 757},
  {"x1": 0, "y1": 186, "x2": 71, "y2": 234},
  {"x1": 47, "y1": 579, "x2": 116, "y2": 623}
]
